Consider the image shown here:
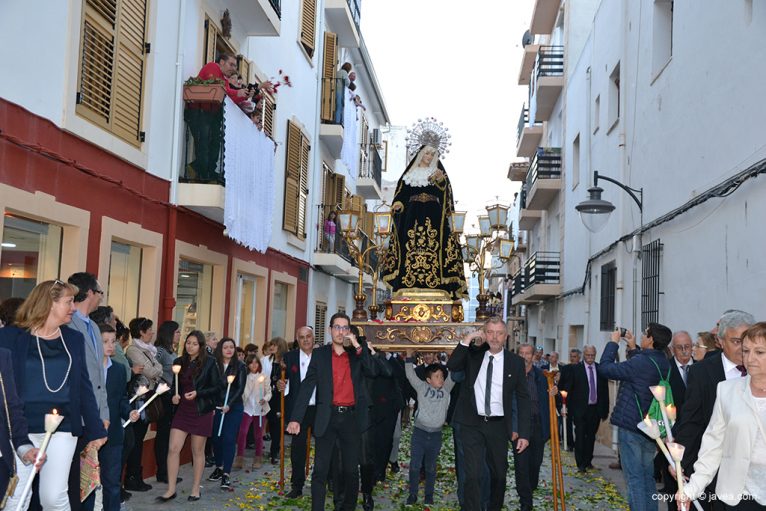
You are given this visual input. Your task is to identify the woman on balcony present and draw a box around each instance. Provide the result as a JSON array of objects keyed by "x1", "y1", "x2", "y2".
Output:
[{"x1": 382, "y1": 145, "x2": 467, "y2": 300}]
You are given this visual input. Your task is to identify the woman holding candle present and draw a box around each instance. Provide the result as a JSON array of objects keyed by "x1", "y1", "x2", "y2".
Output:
[
  {"x1": 207, "y1": 337, "x2": 246, "y2": 489},
  {"x1": 153, "y1": 320, "x2": 181, "y2": 484},
  {"x1": 124, "y1": 317, "x2": 163, "y2": 492},
  {"x1": 157, "y1": 330, "x2": 221, "y2": 502},
  {"x1": 676, "y1": 322, "x2": 766, "y2": 510},
  {"x1": 0, "y1": 280, "x2": 107, "y2": 510},
  {"x1": 236, "y1": 355, "x2": 271, "y2": 469}
]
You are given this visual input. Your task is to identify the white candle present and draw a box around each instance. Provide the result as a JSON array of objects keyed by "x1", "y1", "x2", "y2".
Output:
[
  {"x1": 258, "y1": 374, "x2": 266, "y2": 428},
  {"x1": 638, "y1": 417, "x2": 674, "y2": 465},
  {"x1": 123, "y1": 383, "x2": 170, "y2": 428},
  {"x1": 15, "y1": 410, "x2": 64, "y2": 511},
  {"x1": 666, "y1": 404, "x2": 677, "y2": 425},
  {"x1": 667, "y1": 442, "x2": 687, "y2": 511},
  {"x1": 172, "y1": 364, "x2": 182, "y2": 398},
  {"x1": 129, "y1": 385, "x2": 149, "y2": 404},
  {"x1": 217, "y1": 374, "x2": 237, "y2": 436},
  {"x1": 560, "y1": 390, "x2": 568, "y2": 451}
]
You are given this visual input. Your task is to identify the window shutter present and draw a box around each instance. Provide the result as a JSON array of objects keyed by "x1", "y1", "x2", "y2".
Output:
[
  {"x1": 283, "y1": 121, "x2": 302, "y2": 235},
  {"x1": 333, "y1": 173, "x2": 345, "y2": 210},
  {"x1": 322, "y1": 162, "x2": 334, "y2": 209},
  {"x1": 238, "y1": 56, "x2": 250, "y2": 83},
  {"x1": 205, "y1": 18, "x2": 218, "y2": 64},
  {"x1": 359, "y1": 115, "x2": 369, "y2": 177},
  {"x1": 314, "y1": 302, "x2": 327, "y2": 343},
  {"x1": 300, "y1": 0, "x2": 317, "y2": 57},
  {"x1": 78, "y1": 0, "x2": 117, "y2": 127},
  {"x1": 321, "y1": 32, "x2": 337, "y2": 122},
  {"x1": 112, "y1": 0, "x2": 148, "y2": 145},
  {"x1": 261, "y1": 91, "x2": 276, "y2": 139},
  {"x1": 298, "y1": 132, "x2": 310, "y2": 239}
]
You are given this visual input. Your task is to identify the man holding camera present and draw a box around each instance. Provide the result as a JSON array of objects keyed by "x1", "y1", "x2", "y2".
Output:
[{"x1": 599, "y1": 324, "x2": 672, "y2": 511}]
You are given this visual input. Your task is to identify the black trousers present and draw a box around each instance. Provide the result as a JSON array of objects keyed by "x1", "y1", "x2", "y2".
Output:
[
  {"x1": 723, "y1": 500, "x2": 766, "y2": 510},
  {"x1": 184, "y1": 107, "x2": 223, "y2": 182},
  {"x1": 125, "y1": 419, "x2": 150, "y2": 480},
  {"x1": 311, "y1": 408, "x2": 361, "y2": 511},
  {"x1": 267, "y1": 408, "x2": 281, "y2": 461},
  {"x1": 154, "y1": 395, "x2": 173, "y2": 480},
  {"x1": 360, "y1": 426, "x2": 375, "y2": 494},
  {"x1": 372, "y1": 411, "x2": 398, "y2": 481},
  {"x1": 573, "y1": 404, "x2": 600, "y2": 470},
  {"x1": 566, "y1": 410, "x2": 575, "y2": 449},
  {"x1": 460, "y1": 419, "x2": 509, "y2": 511},
  {"x1": 513, "y1": 415, "x2": 545, "y2": 510},
  {"x1": 289, "y1": 405, "x2": 316, "y2": 490}
]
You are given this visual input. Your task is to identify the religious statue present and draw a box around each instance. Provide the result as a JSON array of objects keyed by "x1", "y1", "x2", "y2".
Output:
[{"x1": 382, "y1": 144, "x2": 467, "y2": 299}]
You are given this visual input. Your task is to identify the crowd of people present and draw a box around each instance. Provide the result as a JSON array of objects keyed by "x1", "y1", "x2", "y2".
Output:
[{"x1": 1, "y1": 277, "x2": 765, "y2": 511}]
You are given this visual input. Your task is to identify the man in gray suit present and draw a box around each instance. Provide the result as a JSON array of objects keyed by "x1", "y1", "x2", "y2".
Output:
[{"x1": 67, "y1": 272, "x2": 109, "y2": 511}]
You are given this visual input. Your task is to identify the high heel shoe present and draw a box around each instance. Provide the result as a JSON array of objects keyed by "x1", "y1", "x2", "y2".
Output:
[
  {"x1": 155, "y1": 493, "x2": 176, "y2": 502},
  {"x1": 187, "y1": 494, "x2": 201, "y2": 501}
]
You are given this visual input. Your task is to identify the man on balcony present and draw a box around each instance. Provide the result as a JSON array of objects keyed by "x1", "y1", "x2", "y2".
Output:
[{"x1": 185, "y1": 53, "x2": 252, "y2": 182}]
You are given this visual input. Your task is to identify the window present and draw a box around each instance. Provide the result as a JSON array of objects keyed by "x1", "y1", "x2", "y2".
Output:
[
  {"x1": 314, "y1": 301, "x2": 328, "y2": 343},
  {"x1": 0, "y1": 215, "x2": 63, "y2": 301},
  {"x1": 204, "y1": 17, "x2": 235, "y2": 65},
  {"x1": 108, "y1": 241, "x2": 142, "y2": 321},
  {"x1": 76, "y1": 0, "x2": 148, "y2": 146},
  {"x1": 572, "y1": 134, "x2": 580, "y2": 190},
  {"x1": 359, "y1": 115, "x2": 370, "y2": 178},
  {"x1": 322, "y1": 162, "x2": 345, "y2": 210},
  {"x1": 271, "y1": 282, "x2": 289, "y2": 339},
  {"x1": 283, "y1": 120, "x2": 310, "y2": 239},
  {"x1": 175, "y1": 259, "x2": 214, "y2": 339},
  {"x1": 652, "y1": 0, "x2": 674, "y2": 77},
  {"x1": 337, "y1": 306, "x2": 346, "y2": 315},
  {"x1": 236, "y1": 274, "x2": 258, "y2": 347},
  {"x1": 600, "y1": 262, "x2": 616, "y2": 331},
  {"x1": 642, "y1": 240, "x2": 663, "y2": 330},
  {"x1": 593, "y1": 95, "x2": 600, "y2": 134},
  {"x1": 608, "y1": 63, "x2": 621, "y2": 131},
  {"x1": 299, "y1": 0, "x2": 317, "y2": 57}
]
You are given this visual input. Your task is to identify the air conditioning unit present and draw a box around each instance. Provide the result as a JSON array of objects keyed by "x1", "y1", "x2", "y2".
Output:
[{"x1": 371, "y1": 128, "x2": 382, "y2": 147}]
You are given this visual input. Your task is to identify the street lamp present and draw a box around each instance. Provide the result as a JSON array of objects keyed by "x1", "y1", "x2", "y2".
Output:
[{"x1": 575, "y1": 171, "x2": 643, "y2": 233}]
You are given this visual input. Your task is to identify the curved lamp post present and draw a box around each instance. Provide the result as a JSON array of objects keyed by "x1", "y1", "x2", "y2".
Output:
[{"x1": 575, "y1": 171, "x2": 643, "y2": 233}]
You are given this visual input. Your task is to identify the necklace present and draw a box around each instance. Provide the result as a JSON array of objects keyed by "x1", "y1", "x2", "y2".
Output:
[{"x1": 36, "y1": 331, "x2": 72, "y2": 393}]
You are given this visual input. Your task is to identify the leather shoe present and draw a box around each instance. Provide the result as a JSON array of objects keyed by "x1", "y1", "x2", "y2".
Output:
[
  {"x1": 285, "y1": 488, "x2": 302, "y2": 498},
  {"x1": 608, "y1": 461, "x2": 622, "y2": 470},
  {"x1": 389, "y1": 461, "x2": 400, "y2": 474},
  {"x1": 123, "y1": 477, "x2": 152, "y2": 492},
  {"x1": 120, "y1": 489, "x2": 132, "y2": 502},
  {"x1": 155, "y1": 493, "x2": 176, "y2": 503},
  {"x1": 362, "y1": 493, "x2": 374, "y2": 511},
  {"x1": 188, "y1": 495, "x2": 201, "y2": 502}
]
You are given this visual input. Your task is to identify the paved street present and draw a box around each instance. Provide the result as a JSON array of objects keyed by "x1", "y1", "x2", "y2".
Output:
[{"x1": 125, "y1": 428, "x2": 628, "y2": 511}]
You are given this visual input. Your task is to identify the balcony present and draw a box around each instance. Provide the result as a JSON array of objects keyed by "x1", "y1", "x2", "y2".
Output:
[
  {"x1": 530, "y1": 0, "x2": 561, "y2": 35},
  {"x1": 516, "y1": 106, "x2": 543, "y2": 158},
  {"x1": 314, "y1": 204, "x2": 355, "y2": 280},
  {"x1": 518, "y1": 44, "x2": 540, "y2": 86},
  {"x1": 511, "y1": 251, "x2": 561, "y2": 305},
  {"x1": 320, "y1": 77, "x2": 345, "y2": 156},
  {"x1": 525, "y1": 147, "x2": 562, "y2": 210},
  {"x1": 232, "y1": 0, "x2": 281, "y2": 36},
  {"x1": 518, "y1": 188, "x2": 542, "y2": 231},
  {"x1": 507, "y1": 161, "x2": 528, "y2": 182},
  {"x1": 530, "y1": 46, "x2": 564, "y2": 121},
  {"x1": 357, "y1": 148, "x2": 383, "y2": 199},
  {"x1": 325, "y1": 0, "x2": 361, "y2": 48}
]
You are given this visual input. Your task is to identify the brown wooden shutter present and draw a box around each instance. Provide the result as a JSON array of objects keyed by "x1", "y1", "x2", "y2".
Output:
[
  {"x1": 300, "y1": 0, "x2": 317, "y2": 57},
  {"x1": 283, "y1": 121, "x2": 302, "y2": 235},
  {"x1": 320, "y1": 32, "x2": 337, "y2": 122},
  {"x1": 78, "y1": 0, "x2": 117, "y2": 127},
  {"x1": 298, "y1": 132, "x2": 310, "y2": 239},
  {"x1": 322, "y1": 162, "x2": 334, "y2": 209},
  {"x1": 261, "y1": 91, "x2": 276, "y2": 139},
  {"x1": 314, "y1": 302, "x2": 327, "y2": 342},
  {"x1": 334, "y1": 174, "x2": 346, "y2": 210},
  {"x1": 112, "y1": 0, "x2": 147, "y2": 145},
  {"x1": 238, "y1": 56, "x2": 250, "y2": 83},
  {"x1": 205, "y1": 17, "x2": 218, "y2": 64}
]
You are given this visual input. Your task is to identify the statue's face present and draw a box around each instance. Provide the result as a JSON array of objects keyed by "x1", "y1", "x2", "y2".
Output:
[{"x1": 421, "y1": 148, "x2": 436, "y2": 166}]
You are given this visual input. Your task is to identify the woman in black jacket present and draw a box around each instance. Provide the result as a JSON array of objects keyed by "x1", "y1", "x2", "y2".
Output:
[
  {"x1": 207, "y1": 337, "x2": 247, "y2": 489},
  {"x1": 156, "y1": 330, "x2": 221, "y2": 502}
]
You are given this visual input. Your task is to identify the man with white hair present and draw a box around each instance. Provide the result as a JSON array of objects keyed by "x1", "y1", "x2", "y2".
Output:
[{"x1": 675, "y1": 310, "x2": 754, "y2": 510}]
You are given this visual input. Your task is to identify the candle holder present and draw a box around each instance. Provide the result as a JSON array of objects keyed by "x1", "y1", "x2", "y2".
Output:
[
  {"x1": 667, "y1": 442, "x2": 687, "y2": 511},
  {"x1": 218, "y1": 374, "x2": 237, "y2": 436},
  {"x1": 129, "y1": 385, "x2": 149, "y2": 404},
  {"x1": 257, "y1": 374, "x2": 267, "y2": 427},
  {"x1": 15, "y1": 409, "x2": 65, "y2": 511},
  {"x1": 559, "y1": 390, "x2": 568, "y2": 451},
  {"x1": 123, "y1": 383, "x2": 170, "y2": 428},
  {"x1": 172, "y1": 364, "x2": 182, "y2": 397}
]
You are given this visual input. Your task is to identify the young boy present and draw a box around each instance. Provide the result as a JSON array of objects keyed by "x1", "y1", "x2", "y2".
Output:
[
  {"x1": 98, "y1": 324, "x2": 138, "y2": 511},
  {"x1": 404, "y1": 350, "x2": 456, "y2": 505}
]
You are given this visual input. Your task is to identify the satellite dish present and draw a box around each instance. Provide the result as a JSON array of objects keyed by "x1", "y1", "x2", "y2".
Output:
[{"x1": 522, "y1": 30, "x2": 533, "y2": 47}]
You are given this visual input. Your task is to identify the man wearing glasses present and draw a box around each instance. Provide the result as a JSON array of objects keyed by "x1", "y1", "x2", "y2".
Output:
[
  {"x1": 674, "y1": 310, "x2": 754, "y2": 511},
  {"x1": 286, "y1": 312, "x2": 376, "y2": 511}
]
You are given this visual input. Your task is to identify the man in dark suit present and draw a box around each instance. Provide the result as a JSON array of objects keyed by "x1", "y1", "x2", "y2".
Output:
[
  {"x1": 286, "y1": 312, "x2": 375, "y2": 511},
  {"x1": 560, "y1": 348, "x2": 582, "y2": 452},
  {"x1": 0, "y1": 348, "x2": 43, "y2": 503},
  {"x1": 559, "y1": 345, "x2": 609, "y2": 473},
  {"x1": 447, "y1": 317, "x2": 531, "y2": 511},
  {"x1": 675, "y1": 311, "x2": 753, "y2": 511},
  {"x1": 279, "y1": 326, "x2": 316, "y2": 498}
]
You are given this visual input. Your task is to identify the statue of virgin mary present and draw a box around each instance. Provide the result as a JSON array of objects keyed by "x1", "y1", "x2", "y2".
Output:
[{"x1": 382, "y1": 145, "x2": 467, "y2": 299}]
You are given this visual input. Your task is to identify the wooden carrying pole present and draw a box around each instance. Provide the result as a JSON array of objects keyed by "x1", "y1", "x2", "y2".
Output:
[
  {"x1": 305, "y1": 426, "x2": 312, "y2": 477},
  {"x1": 279, "y1": 366, "x2": 286, "y2": 491},
  {"x1": 544, "y1": 370, "x2": 566, "y2": 511}
]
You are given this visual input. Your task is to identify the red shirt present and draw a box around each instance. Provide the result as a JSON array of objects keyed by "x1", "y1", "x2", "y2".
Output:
[
  {"x1": 197, "y1": 62, "x2": 246, "y2": 104},
  {"x1": 331, "y1": 349, "x2": 355, "y2": 406}
]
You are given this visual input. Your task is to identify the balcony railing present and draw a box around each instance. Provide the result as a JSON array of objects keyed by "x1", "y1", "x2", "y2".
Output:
[
  {"x1": 316, "y1": 204, "x2": 353, "y2": 264},
  {"x1": 347, "y1": 0, "x2": 361, "y2": 29},
  {"x1": 182, "y1": 103, "x2": 225, "y2": 185},
  {"x1": 516, "y1": 104, "x2": 543, "y2": 146},
  {"x1": 526, "y1": 147, "x2": 562, "y2": 188},
  {"x1": 269, "y1": 0, "x2": 281, "y2": 18},
  {"x1": 359, "y1": 148, "x2": 382, "y2": 188},
  {"x1": 519, "y1": 188, "x2": 528, "y2": 210},
  {"x1": 510, "y1": 251, "x2": 561, "y2": 296},
  {"x1": 534, "y1": 45, "x2": 564, "y2": 81},
  {"x1": 321, "y1": 77, "x2": 346, "y2": 126}
]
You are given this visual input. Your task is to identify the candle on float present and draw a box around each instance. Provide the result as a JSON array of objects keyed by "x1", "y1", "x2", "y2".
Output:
[
  {"x1": 172, "y1": 364, "x2": 182, "y2": 397},
  {"x1": 559, "y1": 390, "x2": 569, "y2": 451},
  {"x1": 15, "y1": 410, "x2": 65, "y2": 511},
  {"x1": 650, "y1": 385, "x2": 674, "y2": 442},
  {"x1": 667, "y1": 442, "x2": 688, "y2": 511},
  {"x1": 217, "y1": 374, "x2": 237, "y2": 436},
  {"x1": 123, "y1": 383, "x2": 170, "y2": 428},
  {"x1": 258, "y1": 374, "x2": 267, "y2": 428},
  {"x1": 129, "y1": 385, "x2": 149, "y2": 404}
]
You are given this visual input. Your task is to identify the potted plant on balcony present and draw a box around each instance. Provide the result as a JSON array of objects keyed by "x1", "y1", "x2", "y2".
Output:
[{"x1": 183, "y1": 77, "x2": 227, "y2": 103}]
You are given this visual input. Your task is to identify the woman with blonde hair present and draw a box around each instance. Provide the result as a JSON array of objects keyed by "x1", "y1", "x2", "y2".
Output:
[
  {"x1": 0, "y1": 280, "x2": 107, "y2": 510},
  {"x1": 692, "y1": 331, "x2": 720, "y2": 362}
]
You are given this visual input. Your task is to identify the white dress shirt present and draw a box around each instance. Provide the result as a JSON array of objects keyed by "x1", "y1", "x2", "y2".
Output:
[
  {"x1": 474, "y1": 349, "x2": 505, "y2": 417},
  {"x1": 722, "y1": 353, "x2": 745, "y2": 380},
  {"x1": 284, "y1": 350, "x2": 315, "y2": 406}
]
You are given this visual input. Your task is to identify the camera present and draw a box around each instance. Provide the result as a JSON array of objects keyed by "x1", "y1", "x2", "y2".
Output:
[{"x1": 617, "y1": 327, "x2": 627, "y2": 337}]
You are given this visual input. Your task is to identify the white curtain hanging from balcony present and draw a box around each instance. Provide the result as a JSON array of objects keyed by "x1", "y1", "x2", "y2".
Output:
[
  {"x1": 340, "y1": 88, "x2": 359, "y2": 184},
  {"x1": 223, "y1": 97, "x2": 275, "y2": 253}
]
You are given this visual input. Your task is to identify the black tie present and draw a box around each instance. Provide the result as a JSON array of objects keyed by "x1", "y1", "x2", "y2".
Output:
[{"x1": 485, "y1": 355, "x2": 494, "y2": 417}]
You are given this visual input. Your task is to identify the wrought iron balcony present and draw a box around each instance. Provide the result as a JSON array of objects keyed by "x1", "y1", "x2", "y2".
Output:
[
  {"x1": 526, "y1": 147, "x2": 562, "y2": 188},
  {"x1": 511, "y1": 251, "x2": 561, "y2": 304},
  {"x1": 530, "y1": 45, "x2": 564, "y2": 121},
  {"x1": 516, "y1": 104, "x2": 543, "y2": 158}
]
